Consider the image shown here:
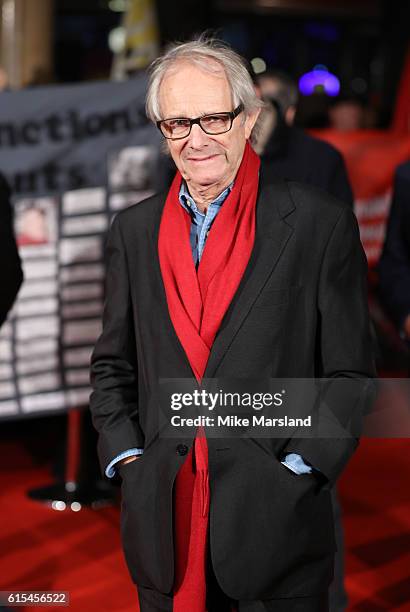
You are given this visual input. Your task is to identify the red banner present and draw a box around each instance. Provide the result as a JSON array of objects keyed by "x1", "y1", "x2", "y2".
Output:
[{"x1": 311, "y1": 129, "x2": 410, "y2": 267}]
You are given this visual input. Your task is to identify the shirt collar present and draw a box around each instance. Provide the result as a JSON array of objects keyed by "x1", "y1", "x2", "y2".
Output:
[{"x1": 179, "y1": 180, "x2": 233, "y2": 216}]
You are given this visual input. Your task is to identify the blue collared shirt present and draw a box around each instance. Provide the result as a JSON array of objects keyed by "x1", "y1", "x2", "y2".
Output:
[
  {"x1": 105, "y1": 182, "x2": 312, "y2": 478},
  {"x1": 179, "y1": 180, "x2": 233, "y2": 267}
]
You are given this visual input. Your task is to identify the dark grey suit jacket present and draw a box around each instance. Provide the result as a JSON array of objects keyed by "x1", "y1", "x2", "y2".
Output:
[{"x1": 89, "y1": 176, "x2": 375, "y2": 600}]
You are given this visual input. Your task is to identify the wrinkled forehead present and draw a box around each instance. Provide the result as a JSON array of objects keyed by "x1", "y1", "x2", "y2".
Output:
[{"x1": 158, "y1": 59, "x2": 233, "y2": 118}]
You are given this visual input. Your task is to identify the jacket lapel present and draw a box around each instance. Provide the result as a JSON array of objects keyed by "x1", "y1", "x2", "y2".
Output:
[
  {"x1": 204, "y1": 180, "x2": 295, "y2": 378},
  {"x1": 149, "y1": 180, "x2": 296, "y2": 379}
]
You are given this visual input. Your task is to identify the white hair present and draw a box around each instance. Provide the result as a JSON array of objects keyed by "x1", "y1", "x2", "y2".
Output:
[{"x1": 145, "y1": 36, "x2": 264, "y2": 122}]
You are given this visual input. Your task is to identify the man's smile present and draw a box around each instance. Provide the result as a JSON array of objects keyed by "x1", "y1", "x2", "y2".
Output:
[{"x1": 185, "y1": 154, "x2": 221, "y2": 162}]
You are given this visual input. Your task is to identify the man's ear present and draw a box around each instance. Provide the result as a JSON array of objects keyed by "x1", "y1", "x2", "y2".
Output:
[{"x1": 244, "y1": 108, "x2": 262, "y2": 140}]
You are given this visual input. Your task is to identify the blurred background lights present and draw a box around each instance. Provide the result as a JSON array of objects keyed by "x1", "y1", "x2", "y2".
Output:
[
  {"x1": 251, "y1": 57, "x2": 267, "y2": 75},
  {"x1": 52, "y1": 500, "x2": 66, "y2": 511},
  {"x1": 108, "y1": 0, "x2": 129, "y2": 12},
  {"x1": 299, "y1": 68, "x2": 340, "y2": 96},
  {"x1": 108, "y1": 27, "x2": 126, "y2": 54},
  {"x1": 71, "y1": 502, "x2": 82, "y2": 512}
]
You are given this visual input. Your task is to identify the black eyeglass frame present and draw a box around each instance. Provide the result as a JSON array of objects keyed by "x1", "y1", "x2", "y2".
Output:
[{"x1": 156, "y1": 103, "x2": 244, "y2": 140}]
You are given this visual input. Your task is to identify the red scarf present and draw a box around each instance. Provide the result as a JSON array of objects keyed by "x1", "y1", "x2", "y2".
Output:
[
  {"x1": 158, "y1": 141, "x2": 260, "y2": 382},
  {"x1": 157, "y1": 142, "x2": 260, "y2": 611}
]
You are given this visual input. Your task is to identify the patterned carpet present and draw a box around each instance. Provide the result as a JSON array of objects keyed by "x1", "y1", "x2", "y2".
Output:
[{"x1": 0, "y1": 436, "x2": 409, "y2": 612}]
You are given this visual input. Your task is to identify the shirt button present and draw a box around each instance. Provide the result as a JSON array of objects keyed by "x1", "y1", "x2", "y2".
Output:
[{"x1": 176, "y1": 444, "x2": 189, "y2": 456}]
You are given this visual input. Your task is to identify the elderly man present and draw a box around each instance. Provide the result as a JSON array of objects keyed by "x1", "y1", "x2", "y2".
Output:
[{"x1": 90, "y1": 38, "x2": 374, "y2": 612}]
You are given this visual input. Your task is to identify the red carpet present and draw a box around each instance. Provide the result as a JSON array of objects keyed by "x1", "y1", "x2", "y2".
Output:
[
  {"x1": 338, "y1": 438, "x2": 410, "y2": 611},
  {"x1": 0, "y1": 438, "x2": 409, "y2": 611}
]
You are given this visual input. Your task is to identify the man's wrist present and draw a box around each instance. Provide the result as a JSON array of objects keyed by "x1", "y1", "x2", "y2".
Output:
[{"x1": 119, "y1": 455, "x2": 139, "y2": 466}]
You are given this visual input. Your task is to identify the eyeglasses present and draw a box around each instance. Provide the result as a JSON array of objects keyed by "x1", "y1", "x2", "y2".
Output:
[{"x1": 157, "y1": 104, "x2": 244, "y2": 140}]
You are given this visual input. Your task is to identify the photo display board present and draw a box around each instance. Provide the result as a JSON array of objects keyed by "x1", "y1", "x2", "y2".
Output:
[{"x1": 0, "y1": 77, "x2": 161, "y2": 419}]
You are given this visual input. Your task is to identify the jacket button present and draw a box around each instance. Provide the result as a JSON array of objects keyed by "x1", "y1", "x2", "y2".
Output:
[{"x1": 176, "y1": 444, "x2": 188, "y2": 456}]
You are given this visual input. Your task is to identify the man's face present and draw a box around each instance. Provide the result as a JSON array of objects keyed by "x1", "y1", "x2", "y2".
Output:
[{"x1": 158, "y1": 61, "x2": 258, "y2": 190}]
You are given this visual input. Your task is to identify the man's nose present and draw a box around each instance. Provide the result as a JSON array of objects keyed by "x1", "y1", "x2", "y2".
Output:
[{"x1": 187, "y1": 122, "x2": 209, "y2": 148}]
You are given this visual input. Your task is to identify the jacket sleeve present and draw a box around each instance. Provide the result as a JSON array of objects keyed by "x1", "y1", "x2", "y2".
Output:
[
  {"x1": 89, "y1": 214, "x2": 145, "y2": 477},
  {"x1": 283, "y1": 207, "x2": 376, "y2": 486},
  {"x1": 0, "y1": 176, "x2": 23, "y2": 327}
]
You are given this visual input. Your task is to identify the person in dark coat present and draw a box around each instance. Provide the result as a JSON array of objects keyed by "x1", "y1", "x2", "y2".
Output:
[
  {"x1": 0, "y1": 174, "x2": 23, "y2": 327},
  {"x1": 90, "y1": 39, "x2": 374, "y2": 612},
  {"x1": 378, "y1": 160, "x2": 410, "y2": 340},
  {"x1": 255, "y1": 69, "x2": 354, "y2": 208}
]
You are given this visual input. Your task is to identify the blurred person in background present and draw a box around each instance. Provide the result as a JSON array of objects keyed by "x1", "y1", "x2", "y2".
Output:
[
  {"x1": 256, "y1": 68, "x2": 353, "y2": 612},
  {"x1": 0, "y1": 174, "x2": 23, "y2": 327},
  {"x1": 0, "y1": 65, "x2": 22, "y2": 325},
  {"x1": 328, "y1": 94, "x2": 366, "y2": 132},
  {"x1": 255, "y1": 69, "x2": 353, "y2": 208},
  {"x1": 378, "y1": 160, "x2": 410, "y2": 345}
]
